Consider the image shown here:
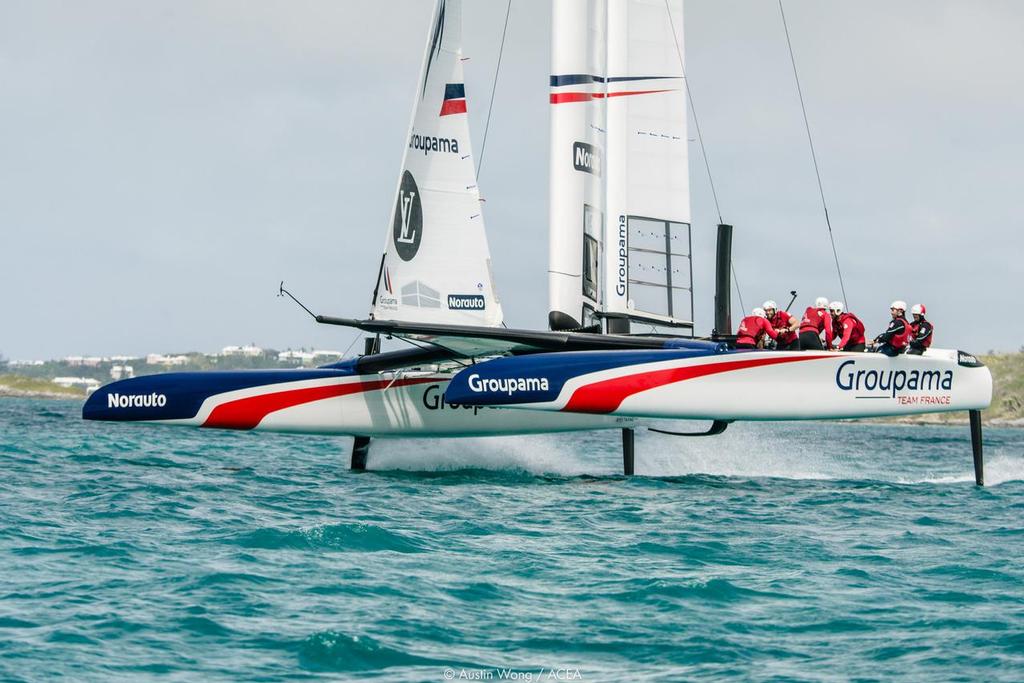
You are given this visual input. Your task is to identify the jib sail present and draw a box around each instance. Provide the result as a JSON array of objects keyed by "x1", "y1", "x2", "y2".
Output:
[{"x1": 370, "y1": 0, "x2": 504, "y2": 327}]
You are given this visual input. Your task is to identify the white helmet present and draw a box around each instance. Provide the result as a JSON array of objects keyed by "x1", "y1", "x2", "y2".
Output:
[
  {"x1": 911, "y1": 303, "x2": 926, "y2": 316},
  {"x1": 763, "y1": 300, "x2": 778, "y2": 311},
  {"x1": 890, "y1": 300, "x2": 907, "y2": 313},
  {"x1": 752, "y1": 307, "x2": 767, "y2": 319},
  {"x1": 815, "y1": 296, "x2": 829, "y2": 308},
  {"x1": 829, "y1": 301, "x2": 844, "y2": 314}
]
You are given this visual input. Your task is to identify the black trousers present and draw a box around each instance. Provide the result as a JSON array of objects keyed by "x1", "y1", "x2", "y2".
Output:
[
  {"x1": 875, "y1": 343, "x2": 902, "y2": 357},
  {"x1": 735, "y1": 342, "x2": 756, "y2": 349},
  {"x1": 906, "y1": 346, "x2": 925, "y2": 356},
  {"x1": 841, "y1": 343, "x2": 866, "y2": 352},
  {"x1": 775, "y1": 339, "x2": 799, "y2": 351},
  {"x1": 799, "y1": 331, "x2": 823, "y2": 350}
]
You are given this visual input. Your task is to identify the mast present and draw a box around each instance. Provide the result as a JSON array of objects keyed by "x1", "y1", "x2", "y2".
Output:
[{"x1": 548, "y1": 0, "x2": 607, "y2": 331}]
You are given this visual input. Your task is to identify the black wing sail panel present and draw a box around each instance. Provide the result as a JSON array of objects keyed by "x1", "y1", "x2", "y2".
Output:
[{"x1": 315, "y1": 315, "x2": 726, "y2": 357}]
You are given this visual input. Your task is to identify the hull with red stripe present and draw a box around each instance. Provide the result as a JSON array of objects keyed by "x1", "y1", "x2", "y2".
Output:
[
  {"x1": 444, "y1": 348, "x2": 992, "y2": 421},
  {"x1": 83, "y1": 368, "x2": 628, "y2": 437}
]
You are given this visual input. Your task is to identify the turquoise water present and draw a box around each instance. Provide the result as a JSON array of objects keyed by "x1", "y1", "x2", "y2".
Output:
[{"x1": 2, "y1": 397, "x2": 1023, "y2": 681}]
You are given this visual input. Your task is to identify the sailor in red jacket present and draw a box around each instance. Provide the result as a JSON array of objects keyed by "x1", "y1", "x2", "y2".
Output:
[
  {"x1": 763, "y1": 299, "x2": 799, "y2": 350},
  {"x1": 736, "y1": 307, "x2": 779, "y2": 349},
  {"x1": 829, "y1": 301, "x2": 866, "y2": 352},
  {"x1": 871, "y1": 300, "x2": 911, "y2": 356},
  {"x1": 798, "y1": 296, "x2": 834, "y2": 351},
  {"x1": 907, "y1": 303, "x2": 933, "y2": 355}
]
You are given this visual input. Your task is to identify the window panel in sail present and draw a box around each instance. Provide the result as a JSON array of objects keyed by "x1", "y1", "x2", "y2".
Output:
[{"x1": 626, "y1": 216, "x2": 693, "y2": 323}]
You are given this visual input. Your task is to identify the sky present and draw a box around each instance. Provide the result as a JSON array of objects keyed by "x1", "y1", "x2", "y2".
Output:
[{"x1": 1, "y1": 0, "x2": 1021, "y2": 360}]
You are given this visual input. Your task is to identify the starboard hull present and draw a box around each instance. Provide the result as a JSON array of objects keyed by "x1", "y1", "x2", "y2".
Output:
[
  {"x1": 443, "y1": 348, "x2": 992, "y2": 421},
  {"x1": 82, "y1": 369, "x2": 630, "y2": 437}
]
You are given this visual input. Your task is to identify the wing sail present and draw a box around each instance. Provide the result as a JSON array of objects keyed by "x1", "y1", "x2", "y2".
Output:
[{"x1": 548, "y1": 0, "x2": 692, "y2": 331}]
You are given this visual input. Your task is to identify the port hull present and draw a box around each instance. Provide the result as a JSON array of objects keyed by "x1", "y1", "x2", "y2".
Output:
[{"x1": 83, "y1": 369, "x2": 629, "y2": 437}]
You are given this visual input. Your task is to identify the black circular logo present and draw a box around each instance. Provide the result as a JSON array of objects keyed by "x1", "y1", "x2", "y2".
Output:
[{"x1": 393, "y1": 170, "x2": 422, "y2": 261}]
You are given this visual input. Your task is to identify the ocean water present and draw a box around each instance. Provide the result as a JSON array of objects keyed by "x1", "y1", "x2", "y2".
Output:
[{"x1": 1, "y1": 397, "x2": 1023, "y2": 681}]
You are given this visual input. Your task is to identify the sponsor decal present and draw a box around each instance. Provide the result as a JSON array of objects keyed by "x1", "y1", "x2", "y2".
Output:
[
  {"x1": 958, "y1": 351, "x2": 983, "y2": 367},
  {"x1": 383, "y1": 267, "x2": 393, "y2": 295},
  {"x1": 835, "y1": 359, "x2": 953, "y2": 399},
  {"x1": 447, "y1": 294, "x2": 485, "y2": 310},
  {"x1": 616, "y1": 215, "x2": 628, "y2": 297},
  {"x1": 108, "y1": 392, "x2": 167, "y2": 409},
  {"x1": 401, "y1": 280, "x2": 440, "y2": 308},
  {"x1": 573, "y1": 141, "x2": 602, "y2": 176},
  {"x1": 422, "y1": 384, "x2": 482, "y2": 415},
  {"x1": 467, "y1": 373, "x2": 549, "y2": 396},
  {"x1": 393, "y1": 170, "x2": 422, "y2": 261},
  {"x1": 408, "y1": 133, "x2": 460, "y2": 156}
]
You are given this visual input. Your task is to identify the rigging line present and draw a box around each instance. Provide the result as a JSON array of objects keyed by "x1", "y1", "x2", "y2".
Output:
[
  {"x1": 731, "y1": 263, "x2": 746, "y2": 315},
  {"x1": 476, "y1": 0, "x2": 513, "y2": 180},
  {"x1": 664, "y1": 0, "x2": 722, "y2": 225},
  {"x1": 340, "y1": 330, "x2": 364, "y2": 359},
  {"x1": 664, "y1": 0, "x2": 746, "y2": 317},
  {"x1": 778, "y1": 0, "x2": 850, "y2": 309},
  {"x1": 394, "y1": 335, "x2": 471, "y2": 369}
]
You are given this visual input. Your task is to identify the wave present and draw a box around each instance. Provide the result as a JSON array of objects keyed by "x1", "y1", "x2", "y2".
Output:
[
  {"x1": 297, "y1": 630, "x2": 446, "y2": 672},
  {"x1": 233, "y1": 522, "x2": 425, "y2": 554},
  {"x1": 899, "y1": 453, "x2": 1024, "y2": 486}
]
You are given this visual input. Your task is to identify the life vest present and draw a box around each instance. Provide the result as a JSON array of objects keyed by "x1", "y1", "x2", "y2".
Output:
[
  {"x1": 771, "y1": 311, "x2": 797, "y2": 345},
  {"x1": 736, "y1": 316, "x2": 775, "y2": 346},
  {"x1": 799, "y1": 307, "x2": 833, "y2": 346},
  {"x1": 890, "y1": 317, "x2": 912, "y2": 349},
  {"x1": 799, "y1": 306, "x2": 825, "y2": 333},
  {"x1": 910, "y1": 319, "x2": 933, "y2": 349},
  {"x1": 837, "y1": 313, "x2": 866, "y2": 348}
]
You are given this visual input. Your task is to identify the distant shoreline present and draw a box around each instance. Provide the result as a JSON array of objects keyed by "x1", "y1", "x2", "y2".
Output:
[{"x1": 0, "y1": 388, "x2": 83, "y2": 401}]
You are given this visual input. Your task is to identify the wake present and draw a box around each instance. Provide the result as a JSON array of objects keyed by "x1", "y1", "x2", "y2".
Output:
[{"x1": 357, "y1": 422, "x2": 1024, "y2": 487}]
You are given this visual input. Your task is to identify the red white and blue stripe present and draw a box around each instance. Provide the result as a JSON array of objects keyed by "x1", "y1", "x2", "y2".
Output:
[
  {"x1": 82, "y1": 364, "x2": 435, "y2": 430},
  {"x1": 549, "y1": 74, "x2": 679, "y2": 104},
  {"x1": 444, "y1": 349, "x2": 832, "y2": 414},
  {"x1": 440, "y1": 83, "x2": 467, "y2": 116}
]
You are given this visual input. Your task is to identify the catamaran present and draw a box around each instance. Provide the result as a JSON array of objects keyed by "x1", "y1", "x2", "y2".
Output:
[{"x1": 83, "y1": 0, "x2": 992, "y2": 483}]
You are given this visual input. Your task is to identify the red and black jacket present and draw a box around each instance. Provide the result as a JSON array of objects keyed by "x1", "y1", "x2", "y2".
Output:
[
  {"x1": 875, "y1": 316, "x2": 911, "y2": 349},
  {"x1": 909, "y1": 318, "x2": 933, "y2": 351}
]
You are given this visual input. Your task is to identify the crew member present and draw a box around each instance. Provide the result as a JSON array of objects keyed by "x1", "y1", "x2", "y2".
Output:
[
  {"x1": 798, "y1": 296, "x2": 834, "y2": 351},
  {"x1": 736, "y1": 307, "x2": 778, "y2": 349},
  {"x1": 830, "y1": 301, "x2": 866, "y2": 352},
  {"x1": 872, "y1": 300, "x2": 911, "y2": 356},
  {"x1": 764, "y1": 299, "x2": 799, "y2": 350},
  {"x1": 907, "y1": 304, "x2": 933, "y2": 355}
]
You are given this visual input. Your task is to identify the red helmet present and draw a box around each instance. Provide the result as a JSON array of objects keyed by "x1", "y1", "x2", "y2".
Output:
[{"x1": 911, "y1": 304, "x2": 926, "y2": 316}]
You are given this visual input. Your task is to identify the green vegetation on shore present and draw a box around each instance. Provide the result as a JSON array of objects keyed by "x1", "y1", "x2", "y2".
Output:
[
  {"x1": 982, "y1": 353, "x2": 1024, "y2": 423},
  {"x1": 843, "y1": 352, "x2": 1023, "y2": 427},
  {"x1": 0, "y1": 374, "x2": 85, "y2": 399}
]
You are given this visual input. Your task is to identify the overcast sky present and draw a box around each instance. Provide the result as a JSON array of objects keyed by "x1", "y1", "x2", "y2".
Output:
[{"x1": 1, "y1": 0, "x2": 1021, "y2": 360}]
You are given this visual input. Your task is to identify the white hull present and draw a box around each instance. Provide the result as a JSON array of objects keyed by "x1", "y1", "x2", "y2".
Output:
[
  {"x1": 444, "y1": 348, "x2": 993, "y2": 421},
  {"x1": 247, "y1": 376, "x2": 631, "y2": 437}
]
